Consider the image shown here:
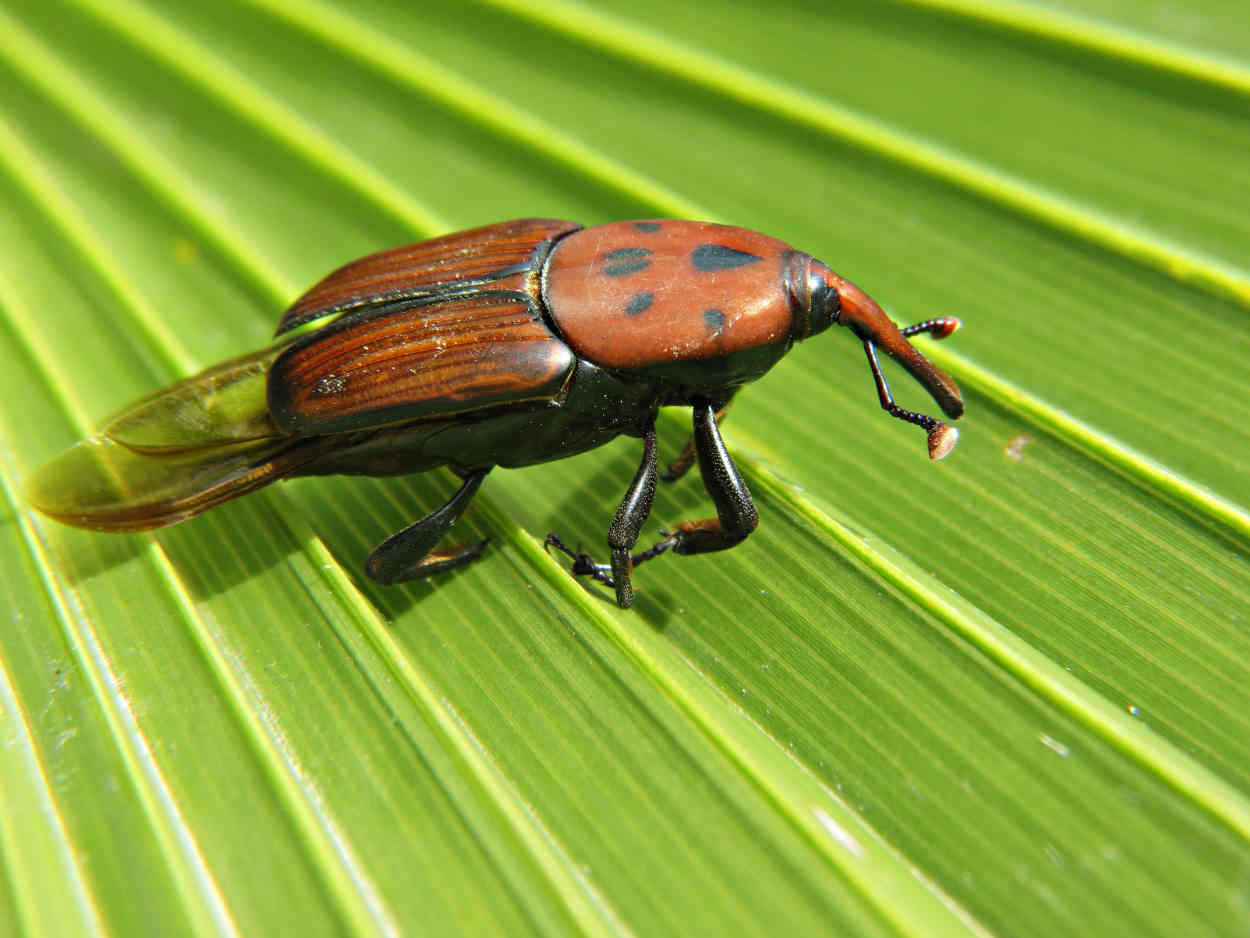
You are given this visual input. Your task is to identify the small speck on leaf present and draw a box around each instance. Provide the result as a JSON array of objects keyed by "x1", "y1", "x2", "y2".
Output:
[{"x1": 1004, "y1": 434, "x2": 1031, "y2": 461}]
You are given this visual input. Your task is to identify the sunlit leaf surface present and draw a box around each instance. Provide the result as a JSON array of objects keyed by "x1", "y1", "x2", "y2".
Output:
[{"x1": 1, "y1": 1, "x2": 1248, "y2": 935}]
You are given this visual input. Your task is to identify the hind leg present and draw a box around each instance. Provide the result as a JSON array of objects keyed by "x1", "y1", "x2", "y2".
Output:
[{"x1": 366, "y1": 469, "x2": 490, "y2": 585}]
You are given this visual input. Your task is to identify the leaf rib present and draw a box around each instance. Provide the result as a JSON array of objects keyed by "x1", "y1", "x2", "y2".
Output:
[
  {"x1": 475, "y1": 0, "x2": 1250, "y2": 309},
  {"x1": 0, "y1": 6, "x2": 294, "y2": 308},
  {"x1": 897, "y1": 0, "x2": 1250, "y2": 100},
  {"x1": 922, "y1": 345, "x2": 1250, "y2": 547},
  {"x1": 0, "y1": 52, "x2": 633, "y2": 938},
  {"x1": 0, "y1": 135, "x2": 407, "y2": 938},
  {"x1": 477, "y1": 498, "x2": 993, "y2": 938},
  {"x1": 734, "y1": 448, "x2": 1250, "y2": 845},
  {"x1": 0, "y1": 649, "x2": 107, "y2": 938},
  {"x1": 61, "y1": 0, "x2": 452, "y2": 250},
  {"x1": 240, "y1": 0, "x2": 708, "y2": 222},
  {"x1": 0, "y1": 454, "x2": 241, "y2": 938}
]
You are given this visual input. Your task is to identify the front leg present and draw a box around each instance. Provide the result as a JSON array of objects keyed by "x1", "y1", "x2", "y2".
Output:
[
  {"x1": 664, "y1": 399, "x2": 758, "y2": 555},
  {"x1": 661, "y1": 390, "x2": 735, "y2": 482}
]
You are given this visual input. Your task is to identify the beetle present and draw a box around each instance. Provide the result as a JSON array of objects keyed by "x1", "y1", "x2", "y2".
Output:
[{"x1": 26, "y1": 218, "x2": 963, "y2": 608}]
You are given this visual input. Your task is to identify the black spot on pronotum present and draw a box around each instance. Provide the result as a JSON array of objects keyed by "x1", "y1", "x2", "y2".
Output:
[
  {"x1": 691, "y1": 244, "x2": 763, "y2": 271},
  {"x1": 632, "y1": 221, "x2": 662, "y2": 232},
  {"x1": 602, "y1": 247, "x2": 652, "y2": 277},
  {"x1": 703, "y1": 308, "x2": 727, "y2": 331},
  {"x1": 625, "y1": 292, "x2": 653, "y2": 316}
]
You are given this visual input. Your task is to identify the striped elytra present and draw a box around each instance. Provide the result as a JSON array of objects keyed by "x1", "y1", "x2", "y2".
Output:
[
  {"x1": 268, "y1": 293, "x2": 575, "y2": 434},
  {"x1": 275, "y1": 218, "x2": 579, "y2": 335}
]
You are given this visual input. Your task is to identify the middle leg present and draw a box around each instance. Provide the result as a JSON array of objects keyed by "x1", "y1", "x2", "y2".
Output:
[
  {"x1": 547, "y1": 401, "x2": 760, "y2": 606},
  {"x1": 546, "y1": 417, "x2": 659, "y2": 608}
]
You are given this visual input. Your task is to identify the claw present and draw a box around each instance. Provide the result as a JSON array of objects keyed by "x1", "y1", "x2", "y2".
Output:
[{"x1": 544, "y1": 533, "x2": 615, "y2": 586}]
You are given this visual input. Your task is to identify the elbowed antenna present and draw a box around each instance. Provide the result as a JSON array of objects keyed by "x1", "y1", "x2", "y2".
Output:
[
  {"x1": 862, "y1": 326, "x2": 961, "y2": 460},
  {"x1": 829, "y1": 273, "x2": 964, "y2": 459}
]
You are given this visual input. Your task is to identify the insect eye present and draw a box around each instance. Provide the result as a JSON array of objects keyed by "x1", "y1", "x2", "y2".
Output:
[
  {"x1": 787, "y1": 253, "x2": 839, "y2": 341},
  {"x1": 801, "y1": 260, "x2": 840, "y2": 339}
]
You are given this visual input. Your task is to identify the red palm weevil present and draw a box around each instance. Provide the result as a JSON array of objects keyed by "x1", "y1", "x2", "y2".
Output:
[{"x1": 26, "y1": 219, "x2": 963, "y2": 607}]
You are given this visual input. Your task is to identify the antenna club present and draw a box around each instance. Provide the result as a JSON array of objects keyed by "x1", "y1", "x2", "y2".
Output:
[{"x1": 928, "y1": 424, "x2": 959, "y2": 460}]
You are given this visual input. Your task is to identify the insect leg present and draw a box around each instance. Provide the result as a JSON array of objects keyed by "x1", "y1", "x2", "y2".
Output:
[
  {"x1": 545, "y1": 419, "x2": 658, "y2": 608},
  {"x1": 632, "y1": 400, "x2": 758, "y2": 566},
  {"x1": 605, "y1": 421, "x2": 660, "y2": 607},
  {"x1": 670, "y1": 399, "x2": 758, "y2": 553},
  {"x1": 661, "y1": 391, "x2": 735, "y2": 482},
  {"x1": 366, "y1": 468, "x2": 490, "y2": 584}
]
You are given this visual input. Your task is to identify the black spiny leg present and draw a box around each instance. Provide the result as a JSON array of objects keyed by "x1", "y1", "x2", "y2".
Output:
[
  {"x1": 546, "y1": 419, "x2": 659, "y2": 608},
  {"x1": 659, "y1": 399, "x2": 758, "y2": 556},
  {"x1": 366, "y1": 468, "x2": 490, "y2": 585},
  {"x1": 546, "y1": 403, "x2": 759, "y2": 606},
  {"x1": 661, "y1": 391, "x2": 735, "y2": 482}
]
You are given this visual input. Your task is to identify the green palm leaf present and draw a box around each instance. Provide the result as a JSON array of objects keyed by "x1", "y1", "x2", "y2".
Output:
[{"x1": 2, "y1": 1, "x2": 1247, "y2": 935}]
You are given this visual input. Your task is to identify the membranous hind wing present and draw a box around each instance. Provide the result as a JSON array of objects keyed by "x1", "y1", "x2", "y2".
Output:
[{"x1": 24, "y1": 346, "x2": 334, "y2": 531}]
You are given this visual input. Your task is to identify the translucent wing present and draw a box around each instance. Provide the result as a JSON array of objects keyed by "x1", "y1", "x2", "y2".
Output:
[
  {"x1": 105, "y1": 346, "x2": 284, "y2": 452},
  {"x1": 24, "y1": 347, "x2": 327, "y2": 531}
]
